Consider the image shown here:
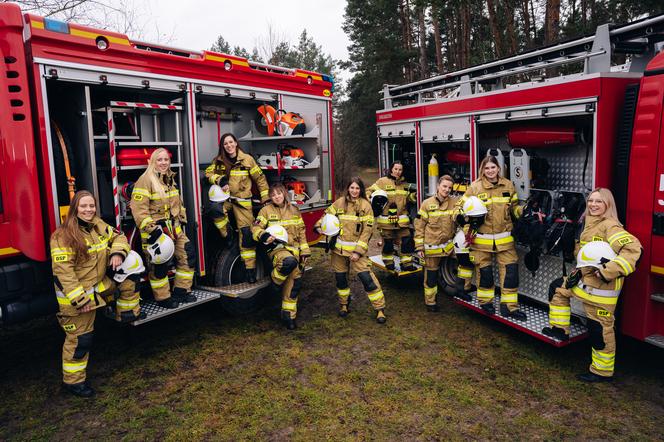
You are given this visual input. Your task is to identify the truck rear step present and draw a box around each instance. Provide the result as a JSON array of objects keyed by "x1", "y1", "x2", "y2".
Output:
[
  {"x1": 452, "y1": 293, "x2": 587, "y2": 347},
  {"x1": 645, "y1": 334, "x2": 664, "y2": 349},
  {"x1": 369, "y1": 255, "x2": 423, "y2": 277}
]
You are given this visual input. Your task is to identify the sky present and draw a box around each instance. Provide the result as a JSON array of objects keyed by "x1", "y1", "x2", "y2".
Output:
[{"x1": 135, "y1": 0, "x2": 351, "y2": 84}]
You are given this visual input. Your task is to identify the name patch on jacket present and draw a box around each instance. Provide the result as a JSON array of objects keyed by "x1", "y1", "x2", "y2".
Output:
[{"x1": 53, "y1": 254, "x2": 68, "y2": 262}]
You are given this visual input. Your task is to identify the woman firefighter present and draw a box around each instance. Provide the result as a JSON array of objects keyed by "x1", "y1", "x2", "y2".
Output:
[
  {"x1": 414, "y1": 175, "x2": 461, "y2": 311},
  {"x1": 51, "y1": 190, "x2": 145, "y2": 397},
  {"x1": 252, "y1": 183, "x2": 310, "y2": 330},
  {"x1": 543, "y1": 188, "x2": 641, "y2": 382},
  {"x1": 315, "y1": 177, "x2": 387, "y2": 323},
  {"x1": 205, "y1": 133, "x2": 269, "y2": 283},
  {"x1": 458, "y1": 155, "x2": 527, "y2": 320},
  {"x1": 367, "y1": 161, "x2": 417, "y2": 271},
  {"x1": 132, "y1": 148, "x2": 196, "y2": 308}
]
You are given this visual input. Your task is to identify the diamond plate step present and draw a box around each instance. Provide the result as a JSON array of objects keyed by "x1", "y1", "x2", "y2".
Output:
[
  {"x1": 130, "y1": 288, "x2": 221, "y2": 325},
  {"x1": 645, "y1": 334, "x2": 664, "y2": 348},
  {"x1": 197, "y1": 277, "x2": 270, "y2": 299},
  {"x1": 369, "y1": 255, "x2": 423, "y2": 277},
  {"x1": 650, "y1": 294, "x2": 664, "y2": 303},
  {"x1": 452, "y1": 292, "x2": 587, "y2": 347}
]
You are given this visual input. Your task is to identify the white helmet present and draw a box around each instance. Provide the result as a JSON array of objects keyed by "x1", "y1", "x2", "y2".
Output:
[
  {"x1": 265, "y1": 224, "x2": 288, "y2": 244},
  {"x1": 370, "y1": 189, "x2": 388, "y2": 202},
  {"x1": 462, "y1": 196, "x2": 488, "y2": 216},
  {"x1": 147, "y1": 233, "x2": 175, "y2": 264},
  {"x1": 209, "y1": 184, "x2": 230, "y2": 202},
  {"x1": 320, "y1": 213, "x2": 341, "y2": 236},
  {"x1": 113, "y1": 250, "x2": 145, "y2": 282},
  {"x1": 576, "y1": 241, "x2": 616, "y2": 269},
  {"x1": 453, "y1": 230, "x2": 469, "y2": 254}
]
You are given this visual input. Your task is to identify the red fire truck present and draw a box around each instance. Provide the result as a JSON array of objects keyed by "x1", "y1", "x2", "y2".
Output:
[
  {"x1": 374, "y1": 14, "x2": 664, "y2": 347},
  {"x1": 0, "y1": 3, "x2": 334, "y2": 325}
]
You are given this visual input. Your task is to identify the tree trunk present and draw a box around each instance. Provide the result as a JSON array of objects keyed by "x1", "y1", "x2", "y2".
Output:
[
  {"x1": 399, "y1": 0, "x2": 414, "y2": 82},
  {"x1": 505, "y1": 2, "x2": 518, "y2": 55},
  {"x1": 418, "y1": 4, "x2": 429, "y2": 78},
  {"x1": 461, "y1": 4, "x2": 471, "y2": 67},
  {"x1": 544, "y1": 0, "x2": 561, "y2": 45},
  {"x1": 486, "y1": 0, "x2": 504, "y2": 58},
  {"x1": 431, "y1": 2, "x2": 444, "y2": 74},
  {"x1": 521, "y1": 0, "x2": 532, "y2": 47}
]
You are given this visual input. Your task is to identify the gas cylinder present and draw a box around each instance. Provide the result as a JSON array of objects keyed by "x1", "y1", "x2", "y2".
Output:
[{"x1": 428, "y1": 154, "x2": 439, "y2": 196}]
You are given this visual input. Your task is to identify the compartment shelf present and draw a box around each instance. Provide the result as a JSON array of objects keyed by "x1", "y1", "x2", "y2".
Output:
[
  {"x1": 238, "y1": 121, "x2": 320, "y2": 141},
  {"x1": 118, "y1": 162, "x2": 183, "y2": 171},
  {"x1": 117, "y1": 141, "x2": 182, "y2": 147},
  {"x1": 260, "y1": 155, "x2": 320, "y2": 170}
]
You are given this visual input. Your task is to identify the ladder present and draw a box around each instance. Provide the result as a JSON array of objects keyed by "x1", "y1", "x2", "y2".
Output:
[{"x1": 383, "y1": 13, "x2": 664, "y2": 108}]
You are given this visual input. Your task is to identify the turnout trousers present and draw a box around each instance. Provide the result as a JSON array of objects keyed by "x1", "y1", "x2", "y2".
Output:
[
  {"x1": 470, "y1": 247, "x2": 520, "y2": 311},
  {"x1": 270, "y1": 248, "x2": 303, "y2": 320},
  {"x1": 331, "y1": 252, "x2": 386, "y2": 310}
]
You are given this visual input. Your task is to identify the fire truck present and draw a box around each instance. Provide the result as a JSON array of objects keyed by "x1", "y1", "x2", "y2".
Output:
[
  {"x1": 0, "y1": 3, "x2": 334, "y2": 326},
  {"x1": 375, "y1": 13, "x2": 664, "y2": 347}
]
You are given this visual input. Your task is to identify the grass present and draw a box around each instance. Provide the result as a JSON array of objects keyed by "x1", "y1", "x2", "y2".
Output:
[{"x1": 1, "y1": 235, "x2": 664, "y2": 441}]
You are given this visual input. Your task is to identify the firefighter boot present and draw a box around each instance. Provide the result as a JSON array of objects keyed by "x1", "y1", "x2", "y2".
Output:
[
  {"x1": 480, "y1": 302, "x2": 495, "y2": 315},
  {"x1": 172, "y1": 287, "x2": 197, "y2": 304},
  {"x1": 577, "y1": 372, "x2": 613, "y2": 383},
  {"x1": 246, "y1": 268, "x2": 257, "y2": 284},
  {"x1": 63, "y1": 381, "x2": 95, "y2": 398},
  {"x1": 542, "y1": 326, "x2": 569, "y2": 341},
  {"x1": 500, "y1": 304, "x2": 527, "y2": 321},
  {"x1": 281, "y1": 310, "x2": 297, "y2": 330},
  {"x1": 427, "y1": 304, "x2": 440, "y2": 312},
  {"x1": 339, "y1": 304, "x2": 349, "y2": 317},
  {"x1": 376, "y1": 309, "x2": 387, "y2": 324},
  {"x1": 157, "y1": 297, "x2": 179, "y2": 309},
  {"x1": 454, "y1": 276, "x2": 472, "y2": 301}
]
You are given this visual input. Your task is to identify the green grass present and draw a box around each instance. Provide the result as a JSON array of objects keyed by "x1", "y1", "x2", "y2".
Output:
[{"x1": 2, "y1": 237, "x2": 664, "y2": 441}]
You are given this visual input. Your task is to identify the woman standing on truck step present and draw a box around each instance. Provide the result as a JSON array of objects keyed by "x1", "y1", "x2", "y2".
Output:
[
  {"x1": 132, "y1": 148, "x2": 196, "y2": 309},
  {"x1": 459, "y1": 155, "x2": 527, "y2": 320},
  {"x1": 252, "y1": 183, "x2": 310, "y2": 330},
  {"x1": 205, "y1": 133, "x2": 269, "y2": 283},
  {"x1": 51, "y1": 190, "x2": 144, "y2": 398},
  {"x1": 367, "y1": 161, "x2": 417, "y2": 272},
  {"x1": 543, "y1": 188, "x2": 642, "y2": 382},
  {"x1": 315, "y1": 177, "x2": 387, "y2": 324}
]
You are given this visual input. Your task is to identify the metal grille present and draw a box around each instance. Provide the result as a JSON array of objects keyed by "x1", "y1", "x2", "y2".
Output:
[
  {"x1": 645, "y1": 335, "x2": 664, "y2": 349},
  {"x1": 454, "y1": 293, "x2": 587, "y2": 342},
  {"x1": 369, "y1": 255, "x2": 423, "y2": 276},
  {"x1": 131, "y1": 289, "x2": 221, "y2": 325},
  {"x1": 540, "y1": 147, "x2": 593, "y2": 193},
  {"x1": 197, "y1": 278, "x2": 270, "y2": 299}
]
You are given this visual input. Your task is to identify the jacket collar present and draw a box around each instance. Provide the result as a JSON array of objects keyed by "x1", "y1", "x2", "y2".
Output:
[{"x1": 481, "y1": 176, "x2": 503, "y2": 189}]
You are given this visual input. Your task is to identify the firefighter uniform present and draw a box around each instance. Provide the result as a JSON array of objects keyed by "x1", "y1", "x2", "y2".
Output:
[
  {"x1": 461, "y1": 177, "x2": 522, "y2": 312},
  {"x1": 205, "y1": 150, "x2": 269, "y2": 270},
  {"x1": 51, "y1": 217, "x2": 137, "y2": 385},
  {"x1": 132, "y1": 169, "x2": 195, "y2": 301},
  {"x1": 315, "y1": 197, "x2": 386, "y2": 313},
  {"x1": 368, "y1": 175, "x2": 416, "y2": 269},
  {"x1": 548, "y1": 215, "x2": 641, "y2": 378},
  {"x1": 414, "y1": 194, "x2": 458, "y2": 306},
  {"x1": 252, "y1": 201, "x2": 310, "y2": 320}
]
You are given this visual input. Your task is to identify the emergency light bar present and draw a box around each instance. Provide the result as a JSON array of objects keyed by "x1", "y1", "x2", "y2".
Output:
[{"x1": 43, "y1": 18, "x2": 69, "y2": 34}]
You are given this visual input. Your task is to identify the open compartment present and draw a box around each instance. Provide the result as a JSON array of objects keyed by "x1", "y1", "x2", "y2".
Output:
[{"x1": 420, "y1": 141, "x2": 471, "y2": 196}]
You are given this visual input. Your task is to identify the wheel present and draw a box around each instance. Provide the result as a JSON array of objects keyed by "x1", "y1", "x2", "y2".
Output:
[
  {"x1": 439, "y1": 256, "x2": 458, "y2": 296},
  {"x1": 214, "y1": 243, "x2": 270, "y2": 316}
]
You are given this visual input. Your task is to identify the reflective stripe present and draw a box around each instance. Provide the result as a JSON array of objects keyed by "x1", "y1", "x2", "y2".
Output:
[
  {"x1": 66, "y1": 286, "x2": 85, "y2": 301},
  {"x1": 418, "y1": 211, "x2": 429, "y2": 219},
  {"x1": 357, "y1": 240, "x2": 368, "y2": 250},
  {"x1": 95, "y1": 280, "x2": 108, "y2": 293},
  {"x1": 335, "y1": 239, "x2": 358, "y2": 251},
  {"x1": 382, "y1": 254, "x2": 395, "y2": 262},
  {"x1": 474, "y1": 232, "x2": 514, "y2": 246},
  {"x1": 591, "y1": 348, "x2": 615, "y2": 372},
  {"x1": 272, "y1": 268, "x2": 288, "y2": 282},
  {"x1": 424, "y1": 285, "x2": 437, "y2": 296},
  {"x1": 214, "y1": 219, "x2": 228, "y2": 229},
  {"x1": 175, "y1": 270, "x2": 194, "y2": 280},
  {"x1": 132, "y1": 187, "x2": 151, "y2": 198},
  {"x1": 282, "y1": 299, "x2": 297, "y2": 311},
  {"x1": 549, "y1": 305, "x2": 571, "y2": 327},
  {"x1": 571, "y1": 284, "x2": 619, "y2": 305},
  {"x1": 458, "y1": 267, "x2": 473, "y2": 278},
  {"x1": 140, "y1": 216, "x2": 154, "y2": 230},
  {"x1": 613, "y1": 256, "x2": 634, "y2": 275},
  {"x1": 260, "y1": 189, "x2": 269, "y2": 198},
  {"x1": 230, "y1": 170, "x2": 249, "y2": 176},
  {"x1": 208, "y1": 173, "x2": 223, "y2": 184},
  {"x1": 400, "y1": 255, "x2": 412, "y2": 264},
  {"x1": 51, "y1": 247, "x2": 75, "y2": 256},
  {"x1": 398, "y1": 215, "x2": 409, "y2": 222},
  {"x1": 267, "y1": 219, "x2": 304, "y2": 226},
  {"x1": 427, "y1": 209, "x2": 455, "y2": 217},
  {"x1": 339, "y1": 214, "x2": 361, "y2": 221},
  {"x1": 117, "y1": 298, "x2": 140, "y2": 310},
  {"x1": 240, "y1": 250, "x2": 256, "y2": 259},
  {"x1": 477, "y1": 288, "x2": 494, "y2": 301},
  {"x1": 150, "y1": 189, "x2": 179, "y2": 200},
  {"x1": 476, "y1": 231, "x2": 511, "y2": 240},
  {"x1": 249, "y1": 165, "x2": 262, "y2": 175},
  {"x1": 63, "y1": 361, "x2": 87, "y2": 373},
  {"x1": 500, "y1": 292, "x2": 518, "y2": 303},
  {"x1": 337, "y1": 288, "x2": 350, "y2": 298},
  {"x1": 414, "y1": 238, "x2": 424, "y2": 244},
  {"x1": 368, "y1": 290, "x2": 384, "y2": 302},
  {"x1": 150, "y1": 276, "x2": 169, "y2": 289},
  {"x1": 608, "y1": 231, "x2": 630, "y2": 244},
  {"x1": 424, "y1": 240, "x2": 454, "y2": 254}
]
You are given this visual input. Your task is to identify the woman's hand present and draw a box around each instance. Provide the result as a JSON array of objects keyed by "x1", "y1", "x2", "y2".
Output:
[
  {"x1": 265, "y1": 236, "x2": 275, "y2": 244},
  {"x1": 110, "y1": 255, "x2": 123, "y2": 270},
  {"x1": 222, "y1": 184, "x2": 230, "y2": 192},
  {"x1": 79, "y1": 303, "x2": 93, "y2": 313},
  {"x1": 350, "y1": 252, "x2": 360, "y2": 262},
  {"x1": 418, "y1": 251, "x2": 424, "y2": 259}
]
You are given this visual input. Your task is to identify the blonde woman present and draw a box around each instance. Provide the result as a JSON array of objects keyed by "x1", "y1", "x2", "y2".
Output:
[
  {"x1": 132, "y1": 148, "x2": 196, "y2": 308},
  {"x1": 543, "y1": 188, "x2": 642, "y2": 382},
  {"x1": 460, "y1": 155, "x2": 526, "y2": 320},
  {"x1": 205, "y1": 133, "x2": 269, "y2": 283},
  {"x1": 51, "y1": 190, "x2": 141, "y2": 397}
]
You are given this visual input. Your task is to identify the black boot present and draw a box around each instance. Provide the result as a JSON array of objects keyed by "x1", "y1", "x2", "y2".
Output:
[
  {"x1": 63, "y1": 381, "x2": 95, "y2": 398},
  {"x1": 577, "y1": 372, "x2": 613, "y2": 383},
  {"x1": 426, "y1": 304, "x2": 440, "y2": 312},
  {"x1": 500, "y1": 304, "x2": 527, "y2": 321},
  {"x1": 542, "y1": 326, "x2": 569, "y2": 341},
  {"x1": 376, "y1": 309, "x2": 387, "y2": 324},
  {"x1": 157, "y1": 297, "x2": 179, "y2": 309},
  {"x1": 385, "y1": 262, "x2": 395, "y2": 271},
  {"x1": 246, "y1": 268, "x2": 257, "y2": 284},
  {"x1": 172, "y1": 287, "x2": 197, "y2": 303},
  {"x1": 455, "y1": 278, "x2": 472, "y2": 301},
  {"x1": 480, "y1": 302, "x2": 495, "y2": 315},
  {"x1": 339, "y1": 304, "x2": 349, "y2": 317},
  {"x1": 119, "y1": 310, "x2": 147, "y2": 323}
]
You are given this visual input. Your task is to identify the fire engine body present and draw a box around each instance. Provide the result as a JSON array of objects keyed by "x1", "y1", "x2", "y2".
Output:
[
  {"x1": 0, "y1": 3, "x2": 334, "y2": 325},
  {"x1": 376, "y1": 14, "x2": 664, "y2": 347}
]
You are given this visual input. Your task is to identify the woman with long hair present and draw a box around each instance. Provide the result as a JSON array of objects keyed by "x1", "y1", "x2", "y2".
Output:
[
  {"x1": 543, "y1": 188, "x2": 642, "y2": 382},
  {"x1": 367, "y1": 161, "x2": 417, "y2": 271},
  {"x1": 51, "y1": 190, "x2": 141, "y2": 397},
  {"x1": 459, "y1": 155, "x2": 527, "y2": 320},
  {"x1": 205, "y1": 133, "x2": 269, "y2": 283},
  {"x1": 252, "y1": 183, "x2": 310, "y2": 329},
  {"x1": 315, "y1": 177, "x2": 387, "y2": 323},
  {"x1": 132, "y1": 148, "x2": 196, "y2": 308}
]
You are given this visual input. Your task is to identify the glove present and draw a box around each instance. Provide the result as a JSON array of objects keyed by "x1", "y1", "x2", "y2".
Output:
[
  {"x1": 147, "y1": 227, "x2": 163, "y2": 245},
  {"x1": 456, "y1": 214, "x2": 467, "y2": 226},
  {"x1": 70, "y1": 290, "x2": 92, "y2": 309},
  {"x1": 259, "y1": 231, "x2": 272, "y2": 244},
  {"x1": 564, "y1": 269, "x2": 582, "y2": 289}
]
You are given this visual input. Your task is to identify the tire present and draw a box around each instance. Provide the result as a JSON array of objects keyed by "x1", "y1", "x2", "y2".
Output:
[
  {"x1": 439, "y1": 256, "x2": 458, "y2": 296},
  {"x1": 214, "y1": 243, "x2": 270, "y2": 316}
]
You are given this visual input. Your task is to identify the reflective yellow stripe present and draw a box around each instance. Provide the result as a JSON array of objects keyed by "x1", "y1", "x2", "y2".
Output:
[
  {"x1": 66, "y1": 286, "x2": 85, "y2": 301},
  {"x1": 337, "y1": 288, "x2": 350, "y2": 298},
  {"x1": 150, "y1": 189, "x2": 179, "y2": 200},
  {"x1": 571, "y1": 285, "x2": 619, "y2": 305},
  {"x1": 250, "y1": 166, "x2": 262, "y2": 175},
  {"x1": 458, "y1": 267, "x2": 473, "y2": 278},
  {"x1": 150, "y1": 277, "x2": 169, "y2": 289},
  {"x1": 500, "y1": 292, "x2": 518, "y2": 303},
  {"x1": 209, "y1": 173, "x2": 223, "y2": 184},
  {"x1": 549, "y1": 305, "x2": 571, "y2": 327},
  {"x1": 282, "y1": 299, "x2": 297, "y2": 311},
  {"x1": 591, "y1": 348, "x2": 615, "y2": 371},
  {"x1": 359, "y1": 215, "x2": 374, "y2": 222},
  {"x1": 339, "y1": 214, "x2": 360, "y2": 221},
  {"x1": 260, "y1": 189, "x2": 269, "y2": 197},
  {"x1": 474, "y1": 236, "x2": 514, "y2": 246},
  {"x1": 230, "y1": 170, "x2": 249, "y2": 176},
  {"x1": 428, "y1": 210, "x2": 455, "y2": 217},
  {"x1": 50, "y1": 247, "x2": 74, "y2": 256},
  {"x1": 133, "y1": 187, "x2": 151, "y2": 198},
  {"x1": 418, "y1": 211, "x2": 429, "y2": 219},
  {"x1": 175, "y1": 270, "x2": 194, "y2": 280},
  {"x1": 63, "y1": 361, "x2": 87, "y2": 373},
  {"x1": 368, "y1": 290, "x2": 384, "y2": 302},
  {"x1": 613, "y1": 256, "x2": 634, "y2": 274},
  {"x1": 272, "y1": 268, "x2": 288, "y2": 282},
  {"x1": 424, "y1": 285, "x2": 437, "y2": 296},
  {"x1": 357, "y1": 241, "x2": 368, "y2": 249},
  {"x1": 608, "y1": 231, "x2": 630, "y2": 243},
  {"x1": 477, "y1": 288, "x2": 494, "y2": 300},
  {"x1": 241, "y1": 250, "x2": 256, "y2": 259},
  {"x1": 116, "y1": 298, "x2": 140, "y2": 310},
  {"x1": 414, "y1": 238, "x2": 424, "y2": 244}
]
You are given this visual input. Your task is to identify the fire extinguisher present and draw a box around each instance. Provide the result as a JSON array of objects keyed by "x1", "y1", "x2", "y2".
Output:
[{"x1": 428, "y1": 154, "x2": 439, "y2": 196}]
